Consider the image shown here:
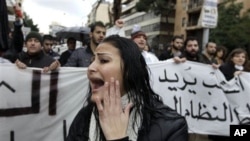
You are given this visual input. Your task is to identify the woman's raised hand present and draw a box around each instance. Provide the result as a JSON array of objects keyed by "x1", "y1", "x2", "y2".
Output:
[{"x1": 94, "y1": 77, "x2": 133, "y2": 140}]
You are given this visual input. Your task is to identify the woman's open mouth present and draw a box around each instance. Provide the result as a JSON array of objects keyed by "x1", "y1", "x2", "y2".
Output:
[{"x1": 90, "y1": 78, "x2": 105, "y2": 92}]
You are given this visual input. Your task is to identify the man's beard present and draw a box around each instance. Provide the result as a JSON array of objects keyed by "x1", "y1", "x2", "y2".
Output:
[
  {"x1": 185, "y1": 50, "x2": 198, "y2": 59},
  {"x1": 172, "y1": 45, "x2": 180, "y2": 51},
  {"x1": 92, "y1": 37, "x2": 100, "y2": 46},
  {"x1": 208, "y1": 51, "x2": 216, "y2": 56}
]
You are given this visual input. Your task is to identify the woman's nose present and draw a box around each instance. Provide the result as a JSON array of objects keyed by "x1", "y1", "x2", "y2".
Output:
[{"x1": 88, "y1": 61, "x2": 97, "y2": 73}]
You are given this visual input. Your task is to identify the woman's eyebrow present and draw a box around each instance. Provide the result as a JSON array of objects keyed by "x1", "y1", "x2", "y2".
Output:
[{"x1": 96, "y1": 52, "x2": 112, "y2": 56}]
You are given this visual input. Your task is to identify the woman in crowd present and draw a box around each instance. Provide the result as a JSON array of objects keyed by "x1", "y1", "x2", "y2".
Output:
[
  {"x1": 66, "y1": 35, "x2": 188, "y2": 141},
  {"x1": 219, "y1": 48, "x2": 248, "y2": 81},
  {"x1": 215, "y1": 45, "x2": 228, "y2": 65}
]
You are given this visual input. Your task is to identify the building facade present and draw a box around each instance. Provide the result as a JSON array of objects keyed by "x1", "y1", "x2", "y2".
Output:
[
  {"x1": 87, "y1": 0, "x2": 250, "y2": 54},
  {"x1": 49, "y1": 22, "x2": 65, "y2": 37},
  {"x1": 87, "y1": 0, "x2": 111, "y2": 26},
  {"x1": 175, "y1": 0, "x2": 250, "y2": 49},
  {"x1": 121, "y1": 0, "x2": 176, "y2": 56}
]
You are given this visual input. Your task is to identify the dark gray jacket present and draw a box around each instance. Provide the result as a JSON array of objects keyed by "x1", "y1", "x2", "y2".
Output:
[
  {"x1": 64, "y1": 46, "x2": 93, "y2": 67},
  {"x1": 66, "y1": 101, "x2": 188, "y2": 141}
]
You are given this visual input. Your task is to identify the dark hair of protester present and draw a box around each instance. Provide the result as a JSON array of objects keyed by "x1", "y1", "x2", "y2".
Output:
[
  {"x1": 172, "y1": 35, "x2": 183, "y2": 42},
  {"x1": 244, "y1": 60, "x2": 250, "y2": 72},
  {"x1": 89, "y1": 21, "x2": 105, "y2": 32},
  {"x1": 67, "y1": 37, "x2": 76, "y2": 44},
  {"x1": 216, "y1": 46, "x2": 228, "y2": 60},
  {"x1": 183, "y1": 36, "x2": 198, "y2": 49},
  {"x1": 67, "y1": 35, "x2": 187, "y2": 141},
  {"x1": 42, "y1": 34, "x2": 54, "y2": 42},
  {"x1": 215, "y1": 45, "x2": 228, "y2": 65}
]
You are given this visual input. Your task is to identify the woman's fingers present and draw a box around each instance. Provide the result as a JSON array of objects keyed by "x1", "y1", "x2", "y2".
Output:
[
  {"x1": 103, "y1": 82, "x2": 110, "y2": 108},
  {"x1": 109, "y1": 78, "x2": 116, "y2": 106},
  {"x1": 95, "y1": 97, "x2": 104, "y2": 116},
  {"x1": 97, "y1": 78, "x2": 130, "y2": 140},
  {"x1": 115, "y1": 79, "x2": 122, "y2": 113}
]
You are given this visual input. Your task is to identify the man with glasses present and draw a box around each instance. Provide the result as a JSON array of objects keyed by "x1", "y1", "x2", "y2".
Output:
[{"x1": 42, "y1": 34, "x2": 60, "y2": 60}]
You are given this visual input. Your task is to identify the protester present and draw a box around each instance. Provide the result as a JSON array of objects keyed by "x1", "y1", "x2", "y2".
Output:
[
  {"x1": 66, "y1": 35, "x2": 188, "y2": 141},
  {"x1": 219, "y1": 48, "x2": 249, "y2": 81},
  {"x1": 15, "y1": 31, "x2": 60, "y2": 72},
  {"x1": 174, "y1": 37, "x2": 219, "y2": 68},
  {"x1": 215, "y1": 45, "x2": 228, "y2": 65},
  {"x1": 200, "y1": 41, "x2": 217, "y2": 64},
  {"x1": 59, "y1": 37, "x2": 76, "y2": 66},
  {"x1": 64, "y1": 21, "x2": 106, "y2": 67},
  {"x1": 173, "y1": 37, "x2": 199, "y2": 63},
  {"x1": 173, "y1": 37, "x2": 218, "y2": 141},
  {"x1": 42, "y1": 34, "x2": 60, "y2": 60},
  {"x1": 158, "y1": 35, "x2": 184, "y2": 60},
  {"x1": 131, "y1": 25, "x2": 159, "y2": 63}
]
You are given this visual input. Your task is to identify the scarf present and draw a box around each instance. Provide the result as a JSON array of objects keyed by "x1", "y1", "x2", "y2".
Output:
[
  {"x1": 235, "y1": 65, "x2": 244, "y2": 71},
  {"x1": 88, "y1": 94, "x2": 141, "y2": 141}
]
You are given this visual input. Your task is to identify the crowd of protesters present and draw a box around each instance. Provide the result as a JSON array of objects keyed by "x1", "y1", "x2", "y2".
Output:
[{"x1": 1, "y1": 17, "x2": 250, "y2": 141}]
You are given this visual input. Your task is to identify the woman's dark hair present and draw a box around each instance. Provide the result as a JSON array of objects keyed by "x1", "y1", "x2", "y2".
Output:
[
  {"x1": 226, "y1": 48, "x2": 248, "y2": 67},
  {"x1": 86, "y1": 35, "x2": 163, "y2": 140},
  {"x1": 216, "y1": 45, "x2": 228, "y2": 60}
]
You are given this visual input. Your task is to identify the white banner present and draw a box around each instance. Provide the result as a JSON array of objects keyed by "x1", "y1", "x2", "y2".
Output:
[
  {"x1": 149, "y1": 60, "x2": 250, "y2": 136},
  {"x1": 0, "y1": 64, "x2": 88, "y2": 141},
  {"x1": 1, "y1": 60, "x2": 250, "y2": 140},
  {"x1": 198, "y1": 0, "x2": 218, "y2": 28}
]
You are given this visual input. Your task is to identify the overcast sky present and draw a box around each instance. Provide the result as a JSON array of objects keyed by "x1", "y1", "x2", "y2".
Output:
[{"x1": 23, "y1": 0, "x2": 108, "y2": 33}]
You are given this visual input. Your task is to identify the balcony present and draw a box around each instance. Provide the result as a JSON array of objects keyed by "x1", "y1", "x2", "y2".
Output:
[
  {"x1": 122, "y1": 0, "x2": 136, "y2": 13},
  {"x1": 187, "y1": 0, "x2": 203, "y2": 13}
]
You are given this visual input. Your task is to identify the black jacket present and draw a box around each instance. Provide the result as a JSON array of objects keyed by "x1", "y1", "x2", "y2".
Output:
[
  {"x1": 59, "y1": 50, "x2": 73, "y2": 66},
  {"x1": 3, "y1": 20, "x2": 24, "y2": 62},
  {"x1": 219, "y1": 62, "x2": 238, "y2": 81},
  {"x1": 17, "y1": 51, "x2": 55, "y2": 68},
  {"x1": 66, "y1": 101, "x2": 188, "y2": 141}
]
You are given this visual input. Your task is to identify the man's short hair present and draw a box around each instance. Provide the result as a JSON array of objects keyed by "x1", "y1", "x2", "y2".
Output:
[
  {"x1": 205, "y1": 41, "x2": 216, "y2": 48},
  {"x1": 172, "y1": 35, "x2": 183, "y2": 42},
  {"x1": 89, "y1": 21, "x2": 105, "y2": 32},
  {"x1": 183, "y1": 37, "x2": 198, "y2": 48},
  {"x1": 67, "y1": 37, "x2": 76, "y2": 43},
  {"x1": 43, "y1": 34, "x2": 54, "y2": 42}
]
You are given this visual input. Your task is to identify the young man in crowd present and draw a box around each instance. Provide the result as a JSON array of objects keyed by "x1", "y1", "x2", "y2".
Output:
[
  {"x1": 42, "y1": 34, "x2": 60, "y2": 60},
  {"x1": 64, "y1": 21, "x2": 106, "y2": 67},
  {"x1": 59, "y1": 37, "x2": 76, "y2": 66},
  {"x1": 159, "y1": 35, "x2": 184, "y2": 61},
  {"x1": 15, "y1": 31, "x2": 60, "y2": 72},
  {"x1": 130, "y1": 25, "x2": 159, "y2": 64},
  {"x1": 200, "y1": 41, "x2": 217, "y2": 64}
]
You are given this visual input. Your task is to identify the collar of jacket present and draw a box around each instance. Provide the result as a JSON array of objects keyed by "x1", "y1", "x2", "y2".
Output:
[{"x1": 24, "y1": 50, "x2": 45, "y2": 60}]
